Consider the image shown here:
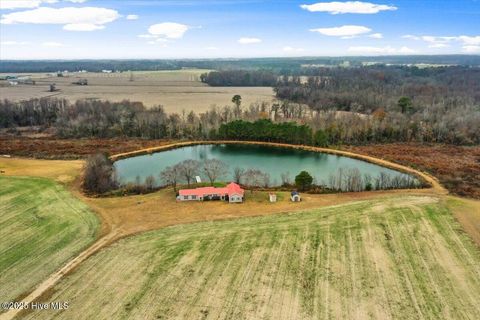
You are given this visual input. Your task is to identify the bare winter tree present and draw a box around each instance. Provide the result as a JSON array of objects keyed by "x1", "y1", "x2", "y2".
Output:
[
  {"x1": 82, "y1": 153, "x2": 117, "y2": 194},
  {"x1": 233, "y1": 167, "x2": 245, "y2": 184},
  {"x1": 244, "y1": 168, "x2": 265, "y2": 191},
  {"x1": 160, "y1": 164, "x2": 181, "y2": 192},
  {"x1": 178, "y1": 159, "x2": 200, "y2": 187},
  {"x1": 263, "y1": 172, "x2": 271, "y2": 188},
  {"x1": 144, "y1": 175, "x2": 156, "y2": 191},
  {"x1": 203, "y1": 159, "x2": 229, "y2": 185},
  {"x1": 280, "y1": 171, "x2": 291, "y2": 186}
]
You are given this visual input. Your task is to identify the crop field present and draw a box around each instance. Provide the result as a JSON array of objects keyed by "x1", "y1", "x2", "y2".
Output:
[
  {"x1": 0, "y1": 70, "x2": 274, "y2": 113},
  {"x1": 0, "y1": 176, "x2": 99, "y2": 303},
  {"x1": 24, "y1": 196, "x2": 480, "y2": 320}
]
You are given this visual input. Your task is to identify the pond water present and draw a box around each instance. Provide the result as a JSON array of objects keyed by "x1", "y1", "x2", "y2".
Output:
[{"x1": 114, "y1": 144, "x2": 417, "y2": 189}]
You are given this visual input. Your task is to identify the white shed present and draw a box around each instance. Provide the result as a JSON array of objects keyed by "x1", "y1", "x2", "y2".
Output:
[
  {"x1": 269, "y1": 193, "x2": 277, "y2": 202},
  {"x1": 291, "y1": 191, "x2": 301, "y2": 202}
]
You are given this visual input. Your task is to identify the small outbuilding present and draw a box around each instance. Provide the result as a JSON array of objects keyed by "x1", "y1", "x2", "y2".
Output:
[
  {"x1": 269, "y1": 193, "x2": 277, "y2": 203},
  {"x1": 291, "y1": 191, "x2": 301, "y2": 202}
]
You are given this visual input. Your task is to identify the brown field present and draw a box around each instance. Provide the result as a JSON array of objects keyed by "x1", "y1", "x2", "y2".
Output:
[{"x1": 0, "y1": 70, "x2": 274, "y2": 113}]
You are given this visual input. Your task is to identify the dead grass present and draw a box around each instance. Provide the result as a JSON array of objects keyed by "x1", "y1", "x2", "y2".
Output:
[
  {"x1": 344, "y1": 143, "x2": 480, "y2": 199},
  {"x1": 0, "y1": 136, "x2": 172, "y2": 159},
  {"x1": 0, "y1": 70, "x2": 274, "y2": 113}
]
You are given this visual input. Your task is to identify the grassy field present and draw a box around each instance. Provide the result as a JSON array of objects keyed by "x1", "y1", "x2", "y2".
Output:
[
  {"x1": 0, "y1": 176, "x2": 99, "y2": 303},
  {"x1": 0, "y1": 69, "x2": 274, "y2": 113},
  {"x1": 24, "y1": 196, "x2": 480, "y2": 320}
]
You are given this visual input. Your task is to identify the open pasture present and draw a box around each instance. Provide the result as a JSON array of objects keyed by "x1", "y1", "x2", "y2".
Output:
[
  {"x1": 0, "y1": 70, "x2": 274, "y2": 113},
  {"x1": 0, "y1": 176, "x2": 99, "y2": 303},
  {"x1": 24, "y1": 196, "x2": 480, "y2": 320}
]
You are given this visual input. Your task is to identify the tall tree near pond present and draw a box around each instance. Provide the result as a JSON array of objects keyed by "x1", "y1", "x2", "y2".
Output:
[
  {"x1": 203, "y1": 159, "x2": 229, "y2": 185},
  {"x1": 295, "y1": 171, "x2": 313, "y2": 191},
  {"x1": 232, "y1": 95, "x2": 242, "y2": 118}
]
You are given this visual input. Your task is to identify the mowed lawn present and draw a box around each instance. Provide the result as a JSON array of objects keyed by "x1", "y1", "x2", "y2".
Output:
[
  {"x1": 26, "y1": 196, "x2": 480, "y2": 320},
  {"x1": 0, "y1": 176, "x2": 99, "y2": 303}
]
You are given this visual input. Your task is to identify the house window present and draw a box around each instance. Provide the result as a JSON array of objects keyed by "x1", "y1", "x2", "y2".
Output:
[{"x1": 191, "y1": 195, "x2": 197, "y2": 200}]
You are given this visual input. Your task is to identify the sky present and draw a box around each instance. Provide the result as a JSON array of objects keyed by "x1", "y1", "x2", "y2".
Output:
[{"x1": 0, "y1": 0, "x2": 479, "y2": 59}]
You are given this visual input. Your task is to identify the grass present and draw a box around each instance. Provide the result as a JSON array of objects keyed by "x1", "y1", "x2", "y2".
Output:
[
  {"x1": 0, "y1": 176, "x2": 99, "y2": 303},
  {"x1": 24, "y1": 195, "x2": 480, "y2": 320}
]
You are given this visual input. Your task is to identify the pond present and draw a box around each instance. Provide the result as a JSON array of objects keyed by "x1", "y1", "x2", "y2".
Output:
[{"x1": 114, "y1": 144, "x2": 418, "y2": 190}]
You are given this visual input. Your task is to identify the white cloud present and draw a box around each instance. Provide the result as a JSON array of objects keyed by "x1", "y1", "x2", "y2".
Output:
[
  {"x1": 205, "y1": 46, "x2": 219, "y2": 50},
  {"x1": 0, "y1": 40, "x2": 30, "y2": 45},
  {"x1": 310, "y1": 25, "x2": 371, "y2": 37},
  {"x1": 148, "y1": 22, "x2": 190, "y2": 39},
  {"x1": 402, "y1": 34, "x2": 420, "y2": 40},
  {"x1": 368, "y1": 33, "x2": 383, "y2": 39},
  {"x1": 0, "y1": 0, "x2": 57, "y2": 10},
  {"x1": 398, "y1": 46, "x2": 415, "y2": 54},
  {"x1": 138, "y1": 34, "x2": 156, "y2": 38},
  {"x1": 463, "y1": 45, "x2": 480, "y2": 53},
  {"x1": 348, "y1": 45, "x2": 415, "y2": 54},
  {"x1": 429, "y1": 43, "x2": 449, "y2": 48},
  {"x1": 65, "y1": 0, "x2": 88, "y2": 3},
  {"x1": 42, "y1": 41, "x2": 63, "y2": 47},
  {"x1": 0, "y1": 7, "x2": 120, "y2": 31},
  {"x1": 126, "y1": 14, "x2": 138, "y2": 20},
  {"x1": 458, "y1": 36, "x2": 480, "y2": 46},
  {"x1": 238, "y1": 37, "x2": 262, "y2": 44},
  {"x1": 63, "y1": 23, "x2": 104, "y2": 31},
  {"x1": 300, "y1": 1, "x2": 397, "y2": 14},
  {"x1": 403, "y1": 34, "x2": 480, "y2": 50},
  {"x1": 283, "y1": 46, "x2": 304, "y2": 52}
]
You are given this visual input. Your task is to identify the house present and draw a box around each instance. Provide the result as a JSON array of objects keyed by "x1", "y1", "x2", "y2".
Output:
[
  {"x1": 291, "y1": 191, "x2": 301, "y2": 202},
  {"x1": 269, "y1": 193, "x2": 277, "y2": 203},
  {"x1": 177, "y1": 182, "x2": 244, "y2": 203}
]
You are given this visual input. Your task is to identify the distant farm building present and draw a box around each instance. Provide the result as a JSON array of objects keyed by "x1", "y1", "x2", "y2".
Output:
[
  {"x1": 291, "y1": 191, "x2": 301, "y2": 202},
  {"x1": 177, "y1": 182, "x2": 244, "y2": 203},
  {"x1": 72, "y1": 79, "x2": 88, "y2": 85}
]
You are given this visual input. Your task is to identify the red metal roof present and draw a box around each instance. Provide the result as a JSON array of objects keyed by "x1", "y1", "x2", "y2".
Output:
[{"x1": 179, "y1": 182, "x2": 244, "y2": 197}]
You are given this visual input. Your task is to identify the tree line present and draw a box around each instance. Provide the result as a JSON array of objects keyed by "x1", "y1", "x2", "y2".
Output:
[{"x1": 1, "y1": 94, "x2": 478, "y2": 145}]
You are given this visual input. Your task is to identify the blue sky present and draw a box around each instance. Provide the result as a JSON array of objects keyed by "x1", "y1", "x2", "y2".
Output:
[{"x1": 1, "y1": 0, "x2": 479, "y2": 59}]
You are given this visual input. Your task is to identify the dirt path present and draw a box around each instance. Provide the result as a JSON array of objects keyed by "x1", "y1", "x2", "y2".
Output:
[{"x1": 0, "y1": 231, "x2": 119, "y2": 320}]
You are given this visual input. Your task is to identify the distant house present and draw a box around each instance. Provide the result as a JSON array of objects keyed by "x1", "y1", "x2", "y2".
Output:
[
  {"x1": 291, "y1": 191, "x2": 301, "y2": 202},
  {"x1": 269, "y1": 193, "x2": 277, "y2": 202},
  {"x1": 177, "y1": 182, "x2": 244, "y2": 203}
]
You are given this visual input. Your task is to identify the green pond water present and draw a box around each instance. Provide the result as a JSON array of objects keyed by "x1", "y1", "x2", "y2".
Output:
[{"x1": 114, "y1": 144, "x2": 417, "y2": 189}]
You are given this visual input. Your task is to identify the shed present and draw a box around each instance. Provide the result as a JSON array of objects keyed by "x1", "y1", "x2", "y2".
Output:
[
  {"x1": 291, "y1": 191, "x2": 301, "y2": 202},
  {"x1": 269, "y1": 193, "x2": 277, "y2": 203}
]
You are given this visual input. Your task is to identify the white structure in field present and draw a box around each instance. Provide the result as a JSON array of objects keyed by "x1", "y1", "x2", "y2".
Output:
[
  {"x1": 290, "y1": 191, "x2": 301, "y2": 202},
  {"x1": 269, "y1": 193, "x2": 277, "y2": 202},
  {"x1": 177, "y1": 182, "x2": 244, "y2": 203}
]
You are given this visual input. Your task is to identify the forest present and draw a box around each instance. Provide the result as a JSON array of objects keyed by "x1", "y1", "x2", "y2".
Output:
[{"x1": 1, "y1": 64, "x2": 479, "y2": 145}]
